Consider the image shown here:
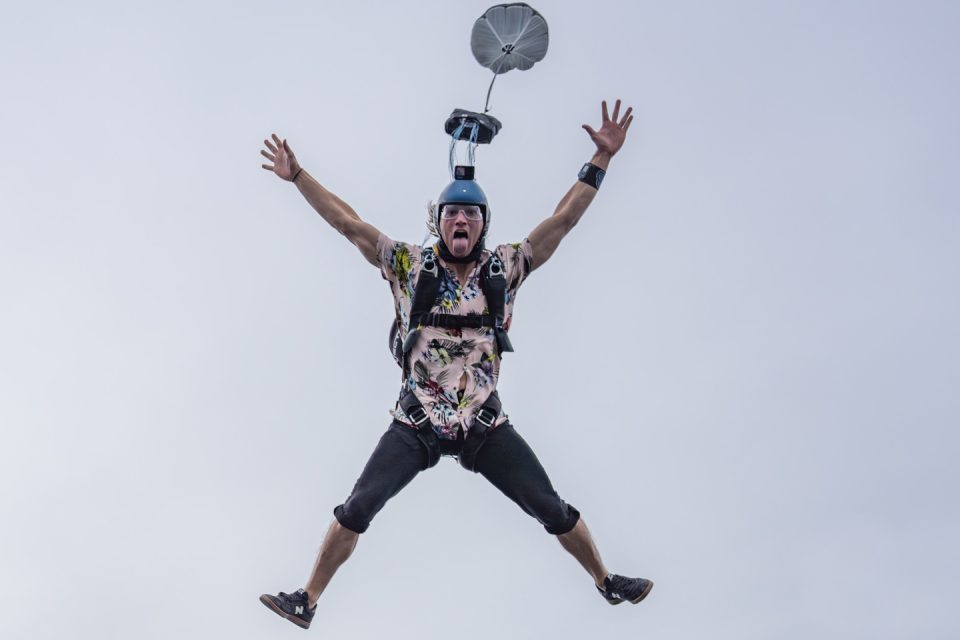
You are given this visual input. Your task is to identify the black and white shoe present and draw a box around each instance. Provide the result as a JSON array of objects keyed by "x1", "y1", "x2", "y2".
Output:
[
  {"x1": 259, "y1": 588, "x2": 316, "y2": 629},
  {"x1": 596, "y1": 573, "x2": 654, "y2": 605}
]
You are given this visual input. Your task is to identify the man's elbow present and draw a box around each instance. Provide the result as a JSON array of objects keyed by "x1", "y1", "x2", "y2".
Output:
[{"x1": 334, "y1": 216, "x2": 355, "y2": 238}]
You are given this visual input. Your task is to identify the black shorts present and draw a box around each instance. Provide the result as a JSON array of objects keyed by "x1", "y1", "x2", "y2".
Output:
[{"x1": 333, "y1": 421, "x2": 580, "y2": 535}]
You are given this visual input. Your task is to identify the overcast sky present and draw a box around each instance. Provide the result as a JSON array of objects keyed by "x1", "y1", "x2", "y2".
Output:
[{"x1": 2, "y1": 1, "x2": 958, "y2": 638}]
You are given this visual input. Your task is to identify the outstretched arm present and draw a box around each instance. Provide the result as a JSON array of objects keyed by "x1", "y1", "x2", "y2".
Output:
[
  {"x1": 527, "y1": 100, "x2": 634, "y2": 271},
  {"x1": 261, "y1": 133, "x2": 380, "y2": 267}
]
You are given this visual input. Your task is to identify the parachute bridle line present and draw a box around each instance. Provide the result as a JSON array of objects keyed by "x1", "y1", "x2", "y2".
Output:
[
  {"x1": 448, "y1": 121, "x2": 465, "y2": 178},
  {"x1": 448, "y1": 119, "x2": 481, "y2": 179},
  {"x1": 483, "y1": 72, "x2": 497, "y2": 113}
]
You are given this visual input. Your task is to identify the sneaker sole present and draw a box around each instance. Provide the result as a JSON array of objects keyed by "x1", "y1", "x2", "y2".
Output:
[
  {"x1": 630, "y1": 579, "x2": 654, "y2": 604},
  {"x1": 259, "y1": 594, "x2": 311, "y2": 629}
]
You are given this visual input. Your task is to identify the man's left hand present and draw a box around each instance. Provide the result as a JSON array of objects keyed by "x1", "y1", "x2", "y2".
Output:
[{"x1": 582, "y1": 99, "x2": 634, "y2": 158}]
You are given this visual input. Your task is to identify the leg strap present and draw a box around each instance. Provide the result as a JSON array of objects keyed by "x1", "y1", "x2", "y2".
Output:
[
  {"x1": 459, "y1": 392, "x2": 502, "y2": 472},
  {"x1": 398, "y1": 392, "x2": 440, "y2": 469}
]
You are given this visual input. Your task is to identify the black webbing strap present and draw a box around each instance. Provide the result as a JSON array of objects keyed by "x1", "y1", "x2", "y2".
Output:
[
  {"x1": 400, "y1": 248, "x2": 443, "y2": 372},
  {"x1": 408, "y1": 248, "x2": 442, "y2": 325},
  {"x1": 399, "y1": 391, "x2": 431, "y2": 428},
  {"x1": 398, "y1": 391, "x2": 440, "y2": 469},
  {"x1": 460, "y1": 391, "x2": 502, "y2": 472},
  {"x1": 411, "y1": 313, "x2": 496, "y2": 329},
  {"x1": 478, "y1": 253, "x2": 514, "y2": 354}
]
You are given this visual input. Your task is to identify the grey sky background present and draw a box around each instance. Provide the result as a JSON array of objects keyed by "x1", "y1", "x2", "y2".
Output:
[{"x1": 2, "y1": 1, "x2": 958, "y2": 638}]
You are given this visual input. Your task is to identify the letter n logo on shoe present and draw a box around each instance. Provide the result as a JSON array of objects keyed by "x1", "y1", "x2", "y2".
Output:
[{"x1": 295, "y1": 606, "x2": 304, "y2": 615}]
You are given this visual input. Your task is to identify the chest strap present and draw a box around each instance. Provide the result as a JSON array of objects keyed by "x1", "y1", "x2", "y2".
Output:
[{"x1": 410, "y1": 313, "x2": 497, "y2": 329}]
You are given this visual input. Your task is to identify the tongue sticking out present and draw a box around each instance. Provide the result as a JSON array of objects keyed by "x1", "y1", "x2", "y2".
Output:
[{"x1": 451, "y1": 231, "x2": 470, "y2": 255}]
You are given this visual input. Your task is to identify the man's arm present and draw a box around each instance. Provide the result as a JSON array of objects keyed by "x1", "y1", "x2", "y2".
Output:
[
  {"x1": 261, "y1": 134, "x2": 381, "y2": 267},
  {"x1": 527, "y1": 100, "x2": 633, "y2": 271}
]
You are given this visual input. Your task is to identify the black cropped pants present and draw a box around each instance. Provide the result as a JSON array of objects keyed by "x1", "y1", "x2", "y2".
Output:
[{"x1": 333, "y1": 421, "x2": 580, "y2": 535}]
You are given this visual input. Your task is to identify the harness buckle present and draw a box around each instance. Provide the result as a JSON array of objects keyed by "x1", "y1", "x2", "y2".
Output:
[
  {"x1": 407, "y1": 406, "x2": 430, "y2": 427},
  {"x1": 474, "y1": 407, "x2": 497, "y2": 430},
  {"x1": 421, "y1": 250, "x2": 438, "y2": 277},
  {"x1": 487, "y1": 254, "x2": 504, "y2": 277}
]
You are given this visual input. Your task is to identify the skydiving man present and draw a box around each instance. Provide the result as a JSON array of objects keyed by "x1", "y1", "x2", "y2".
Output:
[{"x1": 258, "y1": 100, "x2": 651, "y2": 629}]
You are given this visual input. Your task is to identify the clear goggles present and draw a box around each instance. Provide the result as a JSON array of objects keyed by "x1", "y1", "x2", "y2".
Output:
[{"x1": 440, "y1": 204, "x2": 483, "y2": 221}]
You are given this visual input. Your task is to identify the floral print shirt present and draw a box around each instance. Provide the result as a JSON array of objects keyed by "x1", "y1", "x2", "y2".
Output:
[{"x1": 377, "y1": 234, "x2": 534, "y2": 439}]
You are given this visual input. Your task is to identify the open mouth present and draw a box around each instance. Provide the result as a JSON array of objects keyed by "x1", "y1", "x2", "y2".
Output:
[{"x1": 454, "y1": 231, "x2": 469, "y2": 239}]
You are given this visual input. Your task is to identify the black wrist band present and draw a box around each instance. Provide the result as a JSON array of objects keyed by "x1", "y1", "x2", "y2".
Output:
[
  {"x1": 578, "y1": 162, "x2": 605, "y2": 189},
  {"x1": 292, "y1": 167, "x2": 304, "y2": 182}
]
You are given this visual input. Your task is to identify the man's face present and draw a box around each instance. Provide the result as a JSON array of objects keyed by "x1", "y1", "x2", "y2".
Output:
[{"x1": 439, "y1": 204, "x2": 484, "y2": 257}]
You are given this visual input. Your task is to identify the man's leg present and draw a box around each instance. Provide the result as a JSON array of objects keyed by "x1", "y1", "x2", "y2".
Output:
[
  {"x1": 556, "y1": 518, "x2": 609, "y2": 589},
  {"x1": 303, "y1": 519, "x2": 359, "y2": 606},
  {"x1": 472, "y1": 422, "x2": 653, "y2": 603},
  {"x1": 472, "y1": 424, "x2": 595, "y2": 579},
  {"x1": 269, "y1": 422, "x2": 428, "y2": 614}
]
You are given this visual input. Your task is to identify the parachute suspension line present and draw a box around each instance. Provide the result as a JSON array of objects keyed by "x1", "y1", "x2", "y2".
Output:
[
  {"x1": 448, "y1": 120, "x2": 467, "y2": 178},
  {"x1": 468, "y1": 121, "x2": 479, "y2": 166},
  {"x1": 483, "y1": 72, "x2": 498, "y2": 114},
  {"x1": 449, "y1": 120, "x2": 482, "y2": 175}
]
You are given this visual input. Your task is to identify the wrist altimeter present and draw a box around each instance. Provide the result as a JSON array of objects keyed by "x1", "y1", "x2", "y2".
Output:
[{"x1": 578, "y1": 162, "x2": 605, "y2": 189}]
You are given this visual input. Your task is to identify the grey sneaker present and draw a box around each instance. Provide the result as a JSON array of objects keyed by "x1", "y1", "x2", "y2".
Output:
[
  {"x1": 259, "y1": 588, "x2": 316, "y2": 629},
  {"x1": 596, "y1": 573, "x2": 654, "y2": 605}
]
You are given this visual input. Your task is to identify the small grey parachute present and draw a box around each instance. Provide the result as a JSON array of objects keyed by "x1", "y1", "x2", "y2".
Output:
[
  {"x1": 471, "y1": 3, "x2": 549, "y2": 75},
  {"x1": 469, "y1": 3, "x2": 549, "y2": 115}
]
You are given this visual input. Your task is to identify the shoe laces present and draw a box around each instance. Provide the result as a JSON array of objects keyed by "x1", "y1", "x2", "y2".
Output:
[
  {"x1": 608, "y1": 574, "x2": 645, "y2": 596},
  {"x1": 280, "y1": 589, "x2": 307, "y2": 603}
]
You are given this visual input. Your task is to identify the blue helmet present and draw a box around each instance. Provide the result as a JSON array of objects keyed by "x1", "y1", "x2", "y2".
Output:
[{"x1": 437, "y1": 165, "x2": 489, "y2": 237}]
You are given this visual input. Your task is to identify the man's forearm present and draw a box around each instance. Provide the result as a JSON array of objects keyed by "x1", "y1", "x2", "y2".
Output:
[
  {"x1": 527, "y1": 152, "x2": 614, "y2": 270},
  {"x1": 292, "y1": 170, "x2": 359, "y2": 233},
  {"x1": 553, "y1": 151, "x2": 611, "y2": 228}
]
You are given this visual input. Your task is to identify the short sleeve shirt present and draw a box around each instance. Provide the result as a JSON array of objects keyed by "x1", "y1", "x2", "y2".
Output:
[{"x1": 377, "y1": 234, "x2": 534, "y2": 439}]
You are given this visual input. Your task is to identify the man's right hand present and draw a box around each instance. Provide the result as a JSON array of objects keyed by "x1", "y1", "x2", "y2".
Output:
[{"x1": 261, "y1": 133, "x2": 302, "y2": 181}]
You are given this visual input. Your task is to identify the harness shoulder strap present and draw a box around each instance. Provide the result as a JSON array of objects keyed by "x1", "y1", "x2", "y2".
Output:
[
  {"x1": 408, "y1": 247, "x2": 442, "y2": 326},
  {"x1": 397, "y1": 247, "x2": 443, "y2": 374},
  {"x1": 479, "y1": 251, "x2": 514, "y2": 355}
]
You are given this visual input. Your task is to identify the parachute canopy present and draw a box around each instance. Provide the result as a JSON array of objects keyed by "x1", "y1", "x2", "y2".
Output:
[{"x1": 471, "y1": 3, "x2": 549, "y2": 75}]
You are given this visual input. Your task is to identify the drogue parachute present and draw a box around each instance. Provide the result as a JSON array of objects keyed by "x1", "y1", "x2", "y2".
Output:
[
  {"x1": 471, "y1": 3, "x2": 549, "y2": 77},
  {"x1": 444, "y1": 3, "x2": 549, "y2": 176}
]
